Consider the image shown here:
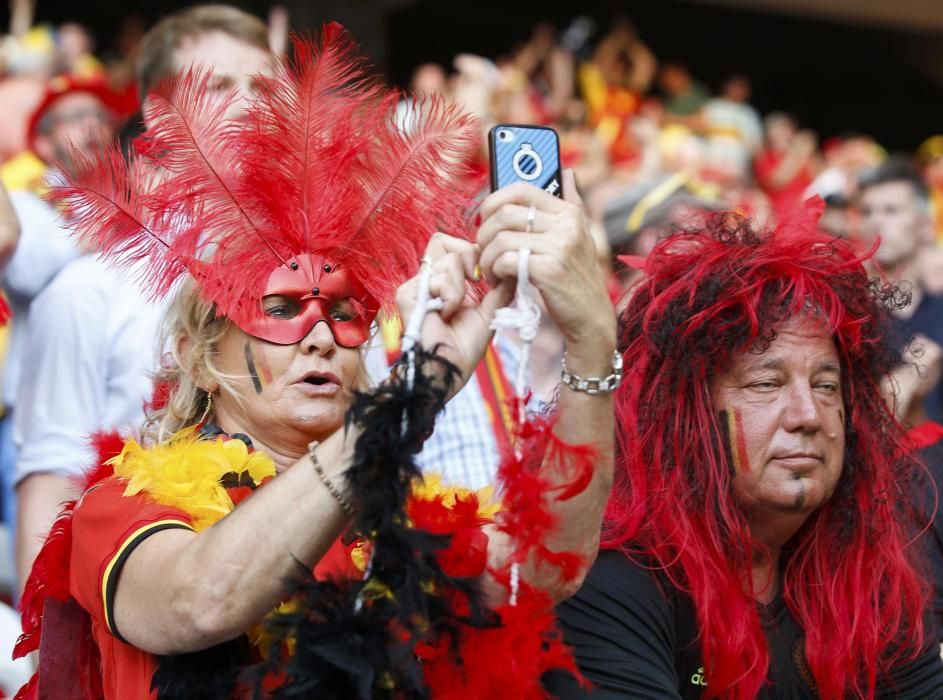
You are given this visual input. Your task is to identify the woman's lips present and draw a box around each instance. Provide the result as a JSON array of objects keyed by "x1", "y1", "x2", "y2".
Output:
[
  {"x1": 293, "y1": 380, "x2": 341, "y2": 397},
  {"x1": 293, "y1": 372, "x2": 341, "y2": 397}
]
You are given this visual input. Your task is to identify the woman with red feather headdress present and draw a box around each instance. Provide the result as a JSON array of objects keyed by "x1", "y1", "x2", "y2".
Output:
[
  {"x1": 14, "y1": 26, "x2": 616, "y2": 700},
  {"x1": 545, "y1": 203, "x2": 943, "y2": 699}
]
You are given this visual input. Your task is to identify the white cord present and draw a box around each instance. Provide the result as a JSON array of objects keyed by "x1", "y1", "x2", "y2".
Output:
[
  {"x1": 490, "y1": 248, "x2": 540, "y2": 402},
  {"x1": 509, "y1": 562, "x2": 520, "y2": 607},
  {"x1": 400, "y1": 258, "x2": 443, "y2": 391},
  {"x1": 396, "y1": 249, "x2": 541, "y2": 608},
  {"x1": 489, "y1": 247, "x2": 540, "y2": 607}
]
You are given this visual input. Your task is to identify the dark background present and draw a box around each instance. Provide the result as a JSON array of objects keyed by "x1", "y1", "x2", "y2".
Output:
[{"x1": 4, "y1": 0, "x2": 942, "y2": 152}]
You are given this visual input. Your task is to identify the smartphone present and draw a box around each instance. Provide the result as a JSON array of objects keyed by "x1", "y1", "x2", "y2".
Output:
[{"x1": 488, "y1": 124, "x2": 563, "y2": 198}]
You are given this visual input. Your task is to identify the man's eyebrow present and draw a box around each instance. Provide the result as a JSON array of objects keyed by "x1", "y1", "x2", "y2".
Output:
[
  {"x1": 757, "y1": 358, "x2": 783, "y2": 370},
  {"x1": 747, "y1": 358, "x2": 840, "y2": 373}
]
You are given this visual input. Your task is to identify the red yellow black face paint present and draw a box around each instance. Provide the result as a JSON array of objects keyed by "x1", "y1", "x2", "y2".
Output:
[
  {"x1": 244, "y1": 342, "x2": 268, "y2": 395},
  {"x1": 255, "y1": 344, "x2": 274, "y2": 386},
  {"x1": 720, "y1": 407, "x2": 750, "y2": 474}
]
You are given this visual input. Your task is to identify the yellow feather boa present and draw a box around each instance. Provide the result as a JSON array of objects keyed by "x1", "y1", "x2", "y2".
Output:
[
  {"x1": 108, "y1": 427, "x2": 497, "y2": 533},
  {"x1": 104, "y1": 427, "x2": 499, "y2": 657},
  {"x1": 108, "y1": 427, "x2": 276, "y2": 531}
]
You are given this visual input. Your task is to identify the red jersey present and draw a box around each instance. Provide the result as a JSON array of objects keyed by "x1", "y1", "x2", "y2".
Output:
[
  {"x1": 67, "y1": 476, "x2": 358, "y2": 699},
  {"x1": 70, "y1": 477, "x2": 194, "y2": 699}
]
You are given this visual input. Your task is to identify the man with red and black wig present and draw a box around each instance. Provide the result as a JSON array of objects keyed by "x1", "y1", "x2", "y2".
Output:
[{"x1": 546, "y1": 201, "x2": 943, "y2": 698}]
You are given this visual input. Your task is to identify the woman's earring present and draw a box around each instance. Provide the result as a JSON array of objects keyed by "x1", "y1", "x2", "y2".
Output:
[{"x1": 199, "y1": 391, "x2": 214, "y2": 426}]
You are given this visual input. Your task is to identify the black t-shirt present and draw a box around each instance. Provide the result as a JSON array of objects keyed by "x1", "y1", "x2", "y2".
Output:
[
  {"x1": 544, "y1": 550, "x2": 943, "y2": 699},
  {"x1": 918, "y1": 438, "x2": 943, "y2": 642},
  {"x1": 890, "y1": 293, "x2": 943, "y2": 423}
]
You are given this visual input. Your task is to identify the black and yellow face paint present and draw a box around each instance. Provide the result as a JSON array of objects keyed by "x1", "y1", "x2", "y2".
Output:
[
  {"x1": 719, "y1": 407, "x2": 750, "y2": 474},
  {"x1": 244, "y1": 342, "x2": 273, "y2": 395}
]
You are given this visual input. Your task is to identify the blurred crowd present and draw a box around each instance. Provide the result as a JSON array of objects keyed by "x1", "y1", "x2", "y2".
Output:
[{"x1": 396, "y1": 16, "x2": 943, "y2": 293}]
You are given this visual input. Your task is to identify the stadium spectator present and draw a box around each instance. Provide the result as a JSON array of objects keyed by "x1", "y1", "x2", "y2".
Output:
[
  {"x1": 0, "y1": 76, "x2": 119, "y2": 544},
  {"x1": 857, "y1": 158, "x2": 943, "y2": 425},
  {"x1": 547, "y1": 207, "x2": 943, "y2": 698},
  {"x1": 755, "y1": 112, "x2": 818, "y2": 223},
  {"x1": 13, "y1": 4, "x2": 274, "y2": 590}
]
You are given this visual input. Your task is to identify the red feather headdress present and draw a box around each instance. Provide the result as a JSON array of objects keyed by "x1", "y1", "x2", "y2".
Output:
[{"x1": 49, "y1": 24, "x2": 481, "y2": 329}]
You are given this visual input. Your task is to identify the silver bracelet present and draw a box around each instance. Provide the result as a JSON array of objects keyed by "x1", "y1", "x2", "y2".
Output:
[
  {"x1": 560, "y1": 350, "x2": 623, "y2": 395},
  {"x1": 308, "y1": 440, "x2": 355, "y2": 516}
]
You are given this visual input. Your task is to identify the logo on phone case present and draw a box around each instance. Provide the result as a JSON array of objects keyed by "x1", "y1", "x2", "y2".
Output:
[
  {"x1": 512, "y1": 143, "x2": 543, "y2": 182},
  {"x1": 490, "y1": 125, "x2": 562, "y2": 198}
]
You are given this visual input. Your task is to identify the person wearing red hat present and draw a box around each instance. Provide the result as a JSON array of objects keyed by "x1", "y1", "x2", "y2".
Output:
[{"x1": 27, "y1": 75, "x2": 121, "y2": 179}]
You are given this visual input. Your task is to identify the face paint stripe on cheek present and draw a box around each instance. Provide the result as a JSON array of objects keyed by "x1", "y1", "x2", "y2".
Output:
[
  {"x1": 720, "y1": 407, "x2": 750, "y2": 474},
  {"x1": 244, "y1": 342, "x2": 265, "y2": 395},
  {"x1": 733, "y1": 409, "x2": 751, "y2": 474},
  {"x1": 255, "y1": 345, "x2": 275, "y2": 385}
]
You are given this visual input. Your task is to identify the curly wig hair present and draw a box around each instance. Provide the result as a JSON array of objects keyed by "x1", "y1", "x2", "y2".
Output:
[{"x1": 606, "y1": 202, "x2": 930, "y2": 698}]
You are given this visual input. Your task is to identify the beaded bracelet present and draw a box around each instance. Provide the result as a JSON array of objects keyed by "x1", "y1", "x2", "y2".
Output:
[{"x1": 308, "y1": 440, "x2": 355, "y2": 516}]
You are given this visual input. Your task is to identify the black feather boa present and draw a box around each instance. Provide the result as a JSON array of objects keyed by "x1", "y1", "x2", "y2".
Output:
[
  {"x1": 248, "y1": 347, "x2": 494, "y2": 699},
  {"x1": 150, "y1": 349, "x2": 495, "y2": 699},
  {"x1": 151, "y1": 636, "x2": 251, "y2": 700}
]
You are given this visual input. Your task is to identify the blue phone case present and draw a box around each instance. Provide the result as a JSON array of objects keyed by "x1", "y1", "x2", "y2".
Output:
[{"x1": 488, "y1": 124, "x2": 562, "y2": 198}]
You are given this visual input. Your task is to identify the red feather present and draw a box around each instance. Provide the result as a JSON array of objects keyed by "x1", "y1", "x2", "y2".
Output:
[
  {"x1": 339, "y1": 93, "x2": 481, "y2": 312},
  {"x1": 47, "y1": 145, "x2": 182, "y2": 302},
  {"x1": 416, "y1": 400, "x2": 596, "y2": 697},
  {"x1": 494, "y1": 401, "x2": 595, "y2": 582},
  {"x1": 145, "y1": 377, "x2": 174, "y2": 414},
  {"x1": 421, "y1": 585, "x2": 585, "y2": 699},
  {"x1": 47, "y1": 26, "x2": 482, "y2": 328},
  {"x1": 140, "y1": 69, "x2": 294, "y2": 318},
  {"x1": 407, "y1": 490, "x2": 492, "y2": 579}
]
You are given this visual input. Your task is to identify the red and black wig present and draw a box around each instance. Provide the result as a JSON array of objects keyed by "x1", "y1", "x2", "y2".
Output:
[{"x1": 606, "y1": 201, "x2": 929, "y2": 698}]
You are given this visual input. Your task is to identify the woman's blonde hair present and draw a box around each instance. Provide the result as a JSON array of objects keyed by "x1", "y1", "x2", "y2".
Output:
[
  {"x1": 145, "y1": 278, "x2": 374, "y2": 443},
  {"x1": 145, "y1": 278, "x2": 238, "y2": 443}
]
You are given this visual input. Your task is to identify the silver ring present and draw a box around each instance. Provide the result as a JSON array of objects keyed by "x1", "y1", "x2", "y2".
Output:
[
  {"x1": 525, "y1": 205, "x2": 537, "y2": 233},
  {"x1": 420, "y1": 255, "x2": 433, "y2": 266}
]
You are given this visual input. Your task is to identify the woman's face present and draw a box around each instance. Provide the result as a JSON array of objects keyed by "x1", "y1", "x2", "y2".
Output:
[{"x1": 211, "y1": 312, "x2": 362, "y2": 449}]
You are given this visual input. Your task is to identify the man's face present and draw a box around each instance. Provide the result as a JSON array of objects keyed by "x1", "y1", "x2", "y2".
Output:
[
  {"x1": 858, "y1": 181, "x2": 931, "y2": 269},
  {"x1": 172, "y1": 30, "x2": 274, "y2": 119},
  {"x1": 711, "y1": 315, "x2": 845, "y2": 521},
  {"x1": 34, "y1": 91, "x2": 114, "y2": 175}
]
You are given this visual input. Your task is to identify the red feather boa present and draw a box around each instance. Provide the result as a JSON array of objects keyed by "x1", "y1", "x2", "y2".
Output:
[{"x1": 419, "y1": 398, "x2": 594, "y2": 698}]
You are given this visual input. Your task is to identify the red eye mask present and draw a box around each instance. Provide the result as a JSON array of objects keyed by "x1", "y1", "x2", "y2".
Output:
[{"x1": 239, "y1": 255, "x2": 379, "y2": 347}]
